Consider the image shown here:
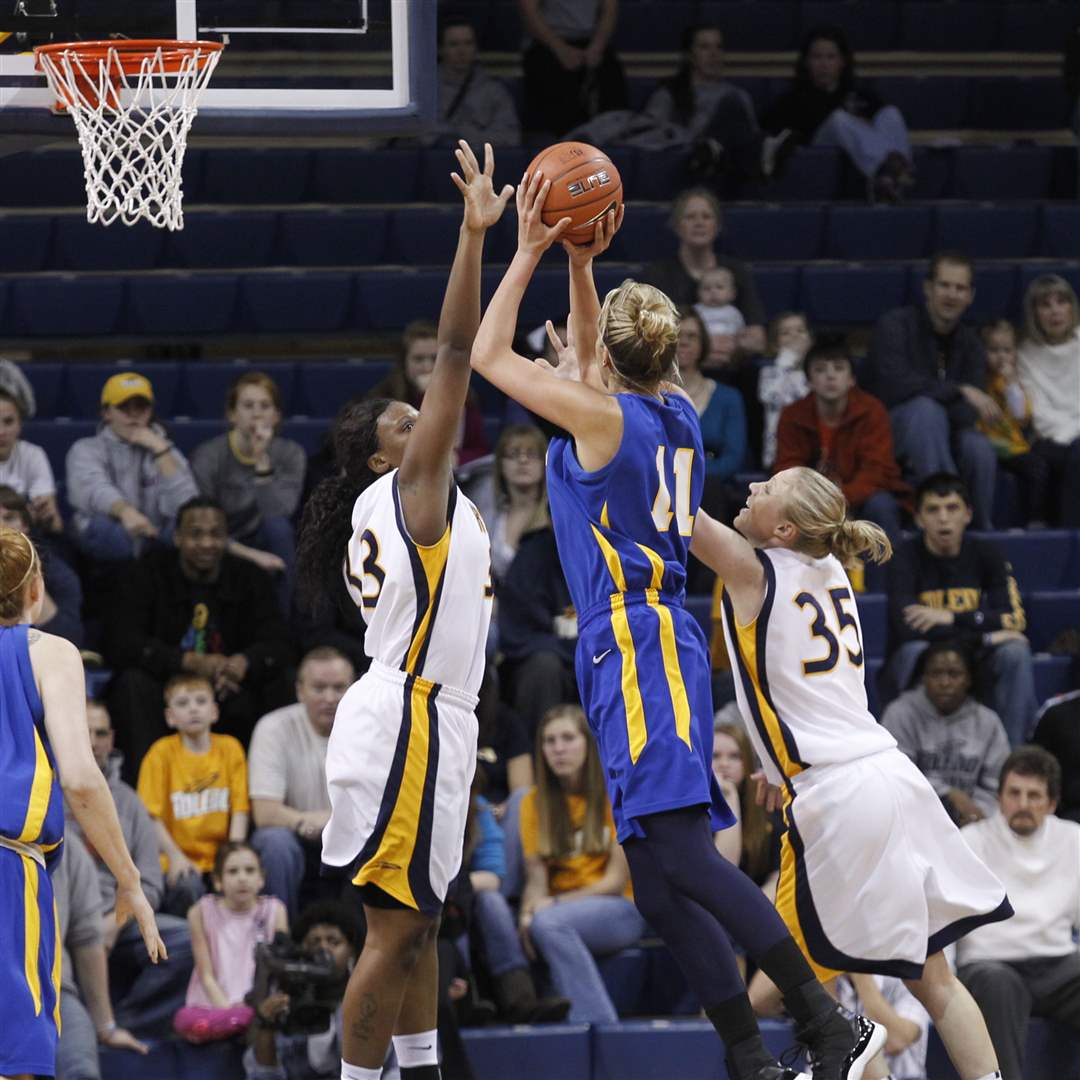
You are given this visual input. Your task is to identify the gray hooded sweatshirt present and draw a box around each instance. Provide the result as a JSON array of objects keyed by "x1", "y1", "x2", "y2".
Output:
[{"x1": 881, "y1": 685, "x2": 1011, "y2": 817}]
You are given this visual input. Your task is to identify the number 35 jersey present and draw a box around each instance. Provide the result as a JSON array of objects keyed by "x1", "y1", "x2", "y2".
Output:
[
  {"x1": 343, "y1": 470, "x2": 492, "y2": 698},
  {"x1": 718, "y1": 547, "x2": 895, "y2": 788}
]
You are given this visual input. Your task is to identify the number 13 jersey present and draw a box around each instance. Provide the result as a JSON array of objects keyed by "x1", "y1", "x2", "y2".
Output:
[
  {"x1": 342, "y1": 470, "x2": 492, "y2": 697},
  {"x1": 718, "y1": 547, "x2": 895, "y2": 789}
]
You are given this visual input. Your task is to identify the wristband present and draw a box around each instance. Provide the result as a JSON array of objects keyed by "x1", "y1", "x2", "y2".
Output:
[
  {"x1": 97, "y1": 1020, "x2": 117, "y2": 1040},
  {"x1": 152, "y1": 443, "x2": 174, "y2": 459}
]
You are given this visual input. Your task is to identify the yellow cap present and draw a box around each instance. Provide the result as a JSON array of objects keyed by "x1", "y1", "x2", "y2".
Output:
[{"x1": 101, "y1": 372, "x2": 154, "y2": 408}]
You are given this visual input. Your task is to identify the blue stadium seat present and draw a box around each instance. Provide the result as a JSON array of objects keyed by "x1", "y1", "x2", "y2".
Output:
[
  {"x1": 635, "y1": 150, "x2": 691, "y2": 203},
  {"x1": 999, "y1": 2, "x2": 1080, "y2": 53},
  {"x1": 168, "y1": 419, "x2": 225, "y2": 457},
  {"x1": 596, "y1": 949, "x2": 650, "y2": 1016},
  {"x1": 127, "y1": 274, "x2": 240, "y2": 336},
  {"x1": 1035, "y1": 656, "x2": 1074, "y2": 706},
  {"x1": 167, "y1": 211, "x2": 279, "y2": 270},
  {"x1": 461, "y1": 1025, "x2": 591, "y2": 1080},
  {"x1": 0, "y1": 215, "x2": 54, "y2": 273},
  {"x1": 935, "y1": 204, "x2": 1039, "y2": 260},
  {"x1": 280, "y1": 208, "x2": 389, "y2": 267},
  {"x1": 0, "y1": 281, "x2": 8, "y2": 337},
  {"x1": 897, "y1": 1, "x2": 999, "y2": 51},
  {"x1": 280, "y1": 419, "x2": 330, "y2": 455},
  {"x1": 927, "y1": 1010, "x2": 1080, "y2": 1080},
  {"x1": 969, "y1": 78, "x2": 1070, "y2": 132},
  {"x1": 11, "y1": 277, "x2": 125, "y2": 337},
  {"x1": 802, "y1": 265, "x2": 907, "y2": 325},
  {"x1": 910, "y1": 147, "x2": 954, "y2": 201},
  {"x1": 758, "y1": 147, "x2": 843, "y2": 202},
  {"x1": 825, "y1": 206, "x2": 932, "y2": 261},
  {"x1": 799, "y1": 1, "x2": 899, "y2": 50},
  {"x1": 993, "y1": 531, "x2": 1076, "y2": 592},
  {"x1": 22, "y1": 363, "x2": 65, "y2": 419},
  {"x1": 311, "y1": 148, "x2": 421, "y2": 203},
  {"x1": 724, "y1": 207, "x2": 824, "y2": 262},
  {"x1": 874, "y1": 77, "x2": 970, "y2": 131},
  {"x1": 63, "y1": 363, "x2": 181, "y2": 420},
  {"x1": 0, "y1": 149, "x2": 85, "y2": 208},
  {"x1": 697, "y1": 1, "x2": 799, "y2": 49},
  {"x1": 54, "y1": 216, "x2": 166, "y2": 272},
  {"x1": 856, "y1": 593, "x2": 888, "y2": 661},
  {"x1": 952, "y1": 148, "x2": 1054, "y2": 201},
  {"x1": 356, "y1": 269, "x2": 445, "y2": 331},
  {"x1": 199, "y1": 148, "x2": 312, "y2": 205},
  {"x1": 240, "y1": 272, "x2": 354, "y2": 334},
  {"x1": 751, "y1": 266, "x2": 801, "y2": 320},
  {"x1": 1026, "y1": 592, "x2": 1080, "y2": 653},
  {"x1": 1019, "y1": 262, "x2": 1080, "y2": 305},
  {"x1": 1040, "y1": 206, "x2": 1080, "y2": 259},
  {"x1": 389, "y1": 206, "x2": 473, "y2": 265},
  {"x1": 964, "y1": 263, "x2": 1020, "y2": 323},
  {"x1": 612, "y1": 3, "x2": 693, "y2": 50},
  {"x1": 178, "y1": 362, "x2": 297, "y2": 420},
  {"x1": 612, "y1": 204, "x2": 672, "y2": 263},
  {"x1": 21, "y1": 420, "x2": 96, "y2": 480},
  {"x1": 298, "y1": 361, "x2": 391, "y2": 416}
]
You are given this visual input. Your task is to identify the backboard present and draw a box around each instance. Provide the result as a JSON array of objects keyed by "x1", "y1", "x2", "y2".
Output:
[{"x1": 0, "y1": 0, "x2": 435, "y2": 134}]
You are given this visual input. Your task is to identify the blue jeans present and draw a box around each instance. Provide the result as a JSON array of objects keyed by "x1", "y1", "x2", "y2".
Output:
[
  {"x1": 110, "y1": 913, "x2": 193, "y2": 1037},
  {"x1": 889, "y1": 397, "x2": 997, "y2": 529},
  {"x1": 57, "y1": 989, "x2": 100, "y2": 1080},
  {"x1": 251, "y1": 826, "x2": 313, "y2": 921},
  {"x1": 885, "y1": 637, "x2": 1038, "y2": 744},
  {"x1": 813, "y1": 104, "x2": 911, "y2": 178},
  {"x1": 528, "y1": 896, "x2": 646, "y2": 1024},
  {"x1": 248, "y1": 515, "x2": 296, "y2": 615},
  {"x1": 75, "y1": 514, "x2": 136, "y2": 561},
  {"x1": 856, "y1": 490, "x2": 904, "y2": 548}
]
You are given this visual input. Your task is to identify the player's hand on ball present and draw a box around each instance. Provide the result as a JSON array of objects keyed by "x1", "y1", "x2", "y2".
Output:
[
  {"x1": 517, "y1": 170, "x2": 571, "y2": 256},
  {"x1": 452, "y1": 141, "x2": 514, "y2": 232},
  {"x1": 562, "y1": 204, "x2": 624, "y2": 265}
]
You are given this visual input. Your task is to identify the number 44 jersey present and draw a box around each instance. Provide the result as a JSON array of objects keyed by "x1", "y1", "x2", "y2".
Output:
[
  {"x1": 342, "y1": 470, "x2": 493, "y2": 698},
  {"x1": 718, "y1": 546, "x2": 896, "y2": 789}
]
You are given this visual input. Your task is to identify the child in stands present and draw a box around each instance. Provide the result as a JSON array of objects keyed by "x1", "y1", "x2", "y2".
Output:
[
  {"x1": 694, "y1": 266, "x2": 747, "y2": 367},
  {"x1": 175, "y1": 841, "x2": 287, "y2": 1043},
  {"x1": 757, "y1": 313, "x2": 811, "y2": 468},
  {"x1": 0, "y1": 387, "x2": 62, "y2": 533}
]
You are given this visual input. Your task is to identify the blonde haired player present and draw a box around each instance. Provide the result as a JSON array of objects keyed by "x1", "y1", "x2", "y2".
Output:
[
  {"x1": 692, "y1": 467, "x2": 1011, "y2": 1080},
  {"x1": 294, "y1": 142, "x2": 510, "y2": 1080}
]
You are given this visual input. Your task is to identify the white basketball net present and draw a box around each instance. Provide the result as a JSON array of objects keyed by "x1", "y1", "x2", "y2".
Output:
[{"x1": 36, "y1": 43, "x2": 222, "y2": 231}]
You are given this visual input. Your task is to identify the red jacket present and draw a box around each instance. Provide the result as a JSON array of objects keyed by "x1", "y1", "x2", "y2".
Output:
[{"x1": 774, "y1": 387, "x2": 911, "y2": 510}]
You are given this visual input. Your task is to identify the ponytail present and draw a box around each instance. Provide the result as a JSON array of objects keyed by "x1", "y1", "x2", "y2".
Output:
[
  {"x1": 0, "y1": 527, "x2": 38, "y2": 623},
  {"x1": 830, "y1": 518, "x2": 892, "y2": 570}
]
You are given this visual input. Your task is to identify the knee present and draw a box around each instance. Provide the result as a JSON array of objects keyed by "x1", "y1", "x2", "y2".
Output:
[
  {"x1": 960, "y1": 430, "x2": 997, "y2": 467},
  {"x1": 529, "y1": 904, "x2": 573, "y2": 945},
  {"x1": 992, "y1": 638, "x2": 1033, "y2": 670},
  {"x1": 958, "y1": 960, "x2": 1023, "y2": 998},
  {"x1": 900, "y1": 397, "x2": 947, "y2": 427}
]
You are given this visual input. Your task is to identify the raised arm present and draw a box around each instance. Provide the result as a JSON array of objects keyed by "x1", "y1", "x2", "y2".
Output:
[
  {"x1": 689, "y1": 510, "x2": 765, "y2": 624},
  {"x1": 471, "y1": 172, "x2": 622, "y2": 460},
  {"x1": 397, "y1": 141, "x2": 513, "y2": 546}
]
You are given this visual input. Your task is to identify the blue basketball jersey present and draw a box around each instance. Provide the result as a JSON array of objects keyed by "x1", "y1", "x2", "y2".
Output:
[{"x1": 547, "y1": 392, "x2": 733, "y2": 842}]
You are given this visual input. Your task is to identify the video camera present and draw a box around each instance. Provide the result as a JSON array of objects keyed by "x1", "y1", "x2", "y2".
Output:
[{"x1": 248, "y1": 932, "x2": 349, "y2": 1036}]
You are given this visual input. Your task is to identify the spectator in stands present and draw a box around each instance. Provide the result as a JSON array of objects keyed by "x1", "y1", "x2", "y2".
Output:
[
  {"x1": 136, "y1": 673, "x2": 250, "y2": 917},
  {"x1": 641, "y1": 24, "x2": 788, "y2": 191},
  {"x1": 1018, "y1": 274, "x2": 1080, "y2": 527},
  {"x1": 475, "y1": 675, "x2": 534, "y2": 808},
  {"x1": 0, "y1": 387, "x2": 62, "y2": 533},
  {"x1": 979, "y1": 320, "x2": 1049, "y2": 527},
  {"x1": 248, "y1": 647, "x2": 354, "y2": 918},
  {"x1": 245, "y1": 901, "x2": 362, "y2": 1080},
  {"x1": 0, "y1": 484, "x2": 83, "y2": 645},
  {"x1": 757, "y1": 312, "x2": 811, "y2": 469},
  {"x1": 77, "y1": 699, "x2": 194, "y2": 1037},
  {"x1": 761, "y1": 23, "x2": 913, "y2": 203},
  {"x1": 1033, "y1": 690, "x2": 1080, "y2": 823},
  {"x1": 482, "y1": 424, "x2": 549, "y2": 582},
  {"x1": 694, "y1": 266, "x2": 746, "y2": 366},
  {"x1": 866, "y1": 251, "x2": 998, "y2": 529},
  {"x1": 676, "y1": 307, "x2": 747, "y2": 535},
  {"x1": 497, "y1": 518, "x2": 578, "y2": 738},
  {"x1": 105, "y1": 496, "x2": 293, "y2": 778},
  {"x1": 426, "y1": 15, "x2": 521, "y2": 148},
  {"x1": 175, "y1": 842, "x2": 287, "y2": 1044},
  {"x1": 66, "y1": 371, "x2": 199, "y2": 561},
  {"x1": 835, "y1": 974, "x2": 929, "y2": 1080},
  {"x1": 884, "y1": 473, "x2": 1038, "y2": 745},
  {"x1": 774, "y1": 335, "x2": 909, "y2": 546},
  {"x1": 641, "y1": 187, "x2": 767, "y2": 354},
  {"x1": 518, "y1": 706, "x2": 646, "y2": 1023},
  {"x1": 192, "y1": 371, "x2": 306, "y2": 612},
  {"x1": 368, "y1": 319, "x2": 489, "y2": 465},
  {"x1": 882, "y1": 641, "x2": 1011, "y2": 826},
  {"x1": 958, "y1": 746, "x2": 1080, "y2": 1080},
  {"x1": 519, "y1": 0, "x2": 626, "y2": 138},
  {"x1": 55, "y1": 832, "x2": 148, "y2": 1079}
]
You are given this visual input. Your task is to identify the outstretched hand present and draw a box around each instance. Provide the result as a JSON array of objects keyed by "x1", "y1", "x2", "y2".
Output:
[
  {"x1": 517, "y1": 170, "x2": 572, "y2": 256},
  {"x1": 451, "y1": 140, "x2": 514, "y2": 233},
  {"x1": 562, "y1": 203, "x2": 625, "y2": 266},
  {"x1": 535, "y1": 320, "x2": 583, "y2": 383}
]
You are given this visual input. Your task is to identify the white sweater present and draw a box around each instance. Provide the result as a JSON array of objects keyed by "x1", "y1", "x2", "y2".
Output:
[
  {"x1": 957, "y1": 812, "x2": 1080, "y2": 965},
  {"x1": 1018, "y1": 330, "x2": 1080, "y2": 445}
]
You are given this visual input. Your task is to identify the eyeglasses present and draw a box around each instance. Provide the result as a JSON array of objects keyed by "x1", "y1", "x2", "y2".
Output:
[{"x1": 502, "y1": 448, "x2": 542, "y2": 461}]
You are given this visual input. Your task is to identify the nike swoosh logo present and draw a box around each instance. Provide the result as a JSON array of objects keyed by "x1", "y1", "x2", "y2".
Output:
[{"x1": 592, "y1": 649, "x2": 613, "y2": 665}]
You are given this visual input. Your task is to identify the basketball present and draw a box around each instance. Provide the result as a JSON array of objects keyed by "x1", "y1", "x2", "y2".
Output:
[{"x1": 527, "y1": 141, "x2": 623, "y2": 244}]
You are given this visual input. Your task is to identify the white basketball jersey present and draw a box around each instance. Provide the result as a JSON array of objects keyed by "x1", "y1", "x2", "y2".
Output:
[
  {"x1": 343, "y1": 470, "x2": 492, "y2": 697},
  {"x1": 719, "y1": 547, "x2": 895, "y2": 787}
]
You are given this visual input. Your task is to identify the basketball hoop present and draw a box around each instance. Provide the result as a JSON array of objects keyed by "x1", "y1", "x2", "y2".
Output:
[{"x1": 34, "y1": 40, "x2": 224, "y2": 231}]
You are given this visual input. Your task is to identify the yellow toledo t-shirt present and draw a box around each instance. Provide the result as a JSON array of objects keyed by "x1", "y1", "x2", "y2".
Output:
[
  {"x1": 137, "y1": 733, "x2": 250, "y2": 872},
  {"x1": 519, "y1": 789, "x2": 630, "y2": 897}
]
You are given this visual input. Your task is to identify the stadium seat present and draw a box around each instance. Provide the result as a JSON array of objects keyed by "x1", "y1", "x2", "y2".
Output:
[
  {"x1": 239, "y1": 271, "x2": 354, "y2": 334},
  {"x1": 999, "y1": 1, "x2": 1080, "y2": 53},
  {"x1": 168, "y1": 419, "x2": 225, "y2": 457},
  {"x1": 298, "y1": 360, "x2": 391, "y2": 416},
  {"x1": 635, "y1": 150, "x2": 692, "y2": 204},
  {"x1": 613, "y1": 204, "x2": 672, "y2": 264},
  {"x1": 1019, "y1": 262, "x2": 1080, "y2": 303},
  {"x1": 311, "y1": 148, "x2": 421, "y2": 203},
  {"x1": 935, "y1": 204, "x2": 1040, "y2": 261},
  {"x1": 874, "y1": 77, "x2": 970, "y2": 131},
  {"x1": 697, "y1": 1, "x2": 799, "y2": 50},
  {"x1": 961, "y1": 263, "x2": 1020, "y2": 323},
  {"x1": 799, "y1": 1, "x2": 899, "y2": 50},
  {"x1": 0, "y1": 215, "x2": 54, "y2": 273},
  {"x1": 0, "y1": 280, "x2": 8, "y2": 337},
  {"x1": 1026, "y1": 592, "x2": 1080, "y2": 653},
  {"x1": 612, "y1": 3, "x2": 693, "y2": 50},
  {"x1": 802, "y1": 265, "x2": 907, "y2": 325},
  {"x1": 127, "y1": 274, "x2": 240, "y2": 336},
  {"x1": 64, "y1": 362, "x2": 180, "y2": 420},
  {"x1": 22, "y1": 363, "x2": 66, "y2": 419},
  {"x1": 1035, "y1": 656, "x2": 1074, "y2": 706},
  {"x1": 724, "y1": 206, "x2": 824, "y2": 262},
  {"x1": 389, "y1": 206, "x2": 475, "y2": 265},
  {"x1": 279, "y1": 418, "x2": 330, "y2": 455},
  {"x1": 749, "y1": 266, "x2": 800, "y2": 321},
  {"x1": 856, "y1": 594, "x2": 888, "y2": 662},
  {"x1": 54, "y1": 215, "x2": 167, "y2": 272},
  {"x1": 0, "y1": 149, "x2": 85, "y2": 208},
  {"x1": 10, "y1": 276, "x2": 125, "y2": 337},
  {"x1": 928, "y1": 1014, "x2": 1080, "y2": 1080},
  {"x1": 952, "y1": 148, "x2": 1054, "y2": 201},
  {"x1": 280, "y1": 208, "x2": 389, "y2": 267},
  {"x1": 21, "y1": 420, "x2": 96, "y2": 479},
  {"x1": 910, "y1": 147, "x2": 955, "y2": 201},
  {"x1": 356, "y1": 268, "x2": 446, "y2": 331},
  {"x1": 756, "y1": 147, "x2": 843, "y2": 202},
  {"x1": 167, "y1": 211, "x2": 279, "y2": 270},
  {"x1": 825, "y1": 206, "x2": 932, "y2": 262},
  {"x1": 199, "y1": 148, "x2": 312, "y2": 205},
  {"x1": 596, "y1": 948, "x2": 651, "y2": 1016},
  {"x1": 969, "y1": 77, "x2": 1070, "y2": 132},
  {"x1": 178, "y1": 362, "x2": 297, "y2": 420},
  {"x1": 994, "y1": 531, "x2": 1077, "y2": 592},
  {"x1": 1040, "y1": 206, "x2": 1080, "y2": 259},
  {"x1": 461, "y1": 1025, "x2": 591, "y2": 1080},
  {"x1": 897, "y1": 2, "x2": 999, "y2": 52}
]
